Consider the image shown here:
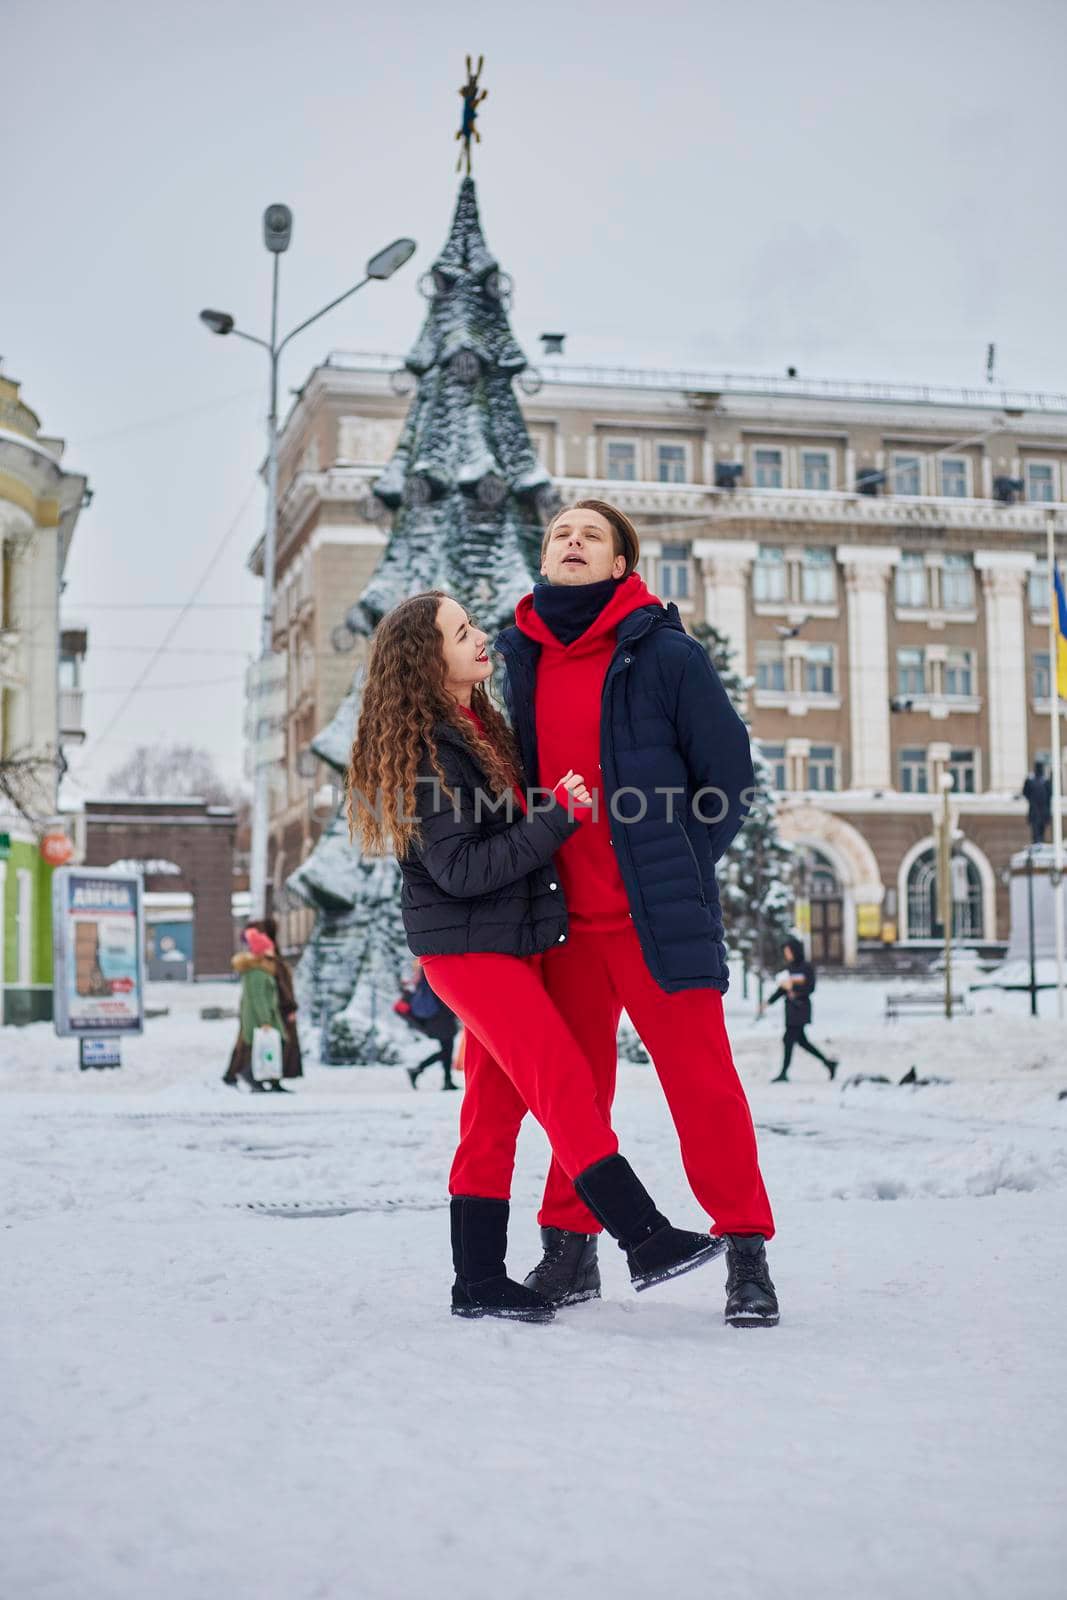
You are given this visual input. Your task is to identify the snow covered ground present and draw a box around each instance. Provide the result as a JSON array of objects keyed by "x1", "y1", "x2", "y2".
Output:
[{"x1": 2, "y1": 976, "x2": 1066, "y2": 1600}]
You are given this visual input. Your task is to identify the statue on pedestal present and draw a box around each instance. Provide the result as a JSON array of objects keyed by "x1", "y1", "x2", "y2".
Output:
[{"x1": 1022, "y1": 762, "x2": 1053, "y2": 846}]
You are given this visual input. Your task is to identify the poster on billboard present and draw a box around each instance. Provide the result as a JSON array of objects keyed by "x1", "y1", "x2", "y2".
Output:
[{"x1": 52, "y1": 867, "x2": 145, "y2": 1037}]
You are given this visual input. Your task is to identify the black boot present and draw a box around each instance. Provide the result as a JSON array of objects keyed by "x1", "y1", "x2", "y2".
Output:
[
  {"x1": 825, "y1": 1058, "x2": 839, "y2": 1081},
  {"x1": 573, "y1": 1154, "x2": 725, "y2": 1293},
  {"x1": 441, "y1": 1068, "x2": 459, "y2": 1091},
  {"x1": 724, "y1": 1234, "x2": 779, "y2": 1328},
  {"x1": 523, "y1": 1228, "x2": 601, "y2": 1307},
  {"x1": 771, "y1": 1070, "x2": 789, "y2": 1083},
  {"x1": 450, "y1": 1197, "x2": 554, "y2": 1323}
]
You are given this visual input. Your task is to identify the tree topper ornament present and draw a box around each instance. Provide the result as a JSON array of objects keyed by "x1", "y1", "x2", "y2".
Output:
[{"x1": 456, "y1": 55, "x2": 488, "y2": 175}]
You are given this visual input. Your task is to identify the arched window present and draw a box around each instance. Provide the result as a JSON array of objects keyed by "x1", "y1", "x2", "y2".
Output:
[{"x1": 906, "y1": 848, "x2": 983, "y2": 940}]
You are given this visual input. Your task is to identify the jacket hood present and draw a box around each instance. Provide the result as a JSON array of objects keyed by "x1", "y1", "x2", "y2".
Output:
[
  {"x1": 514, "y1": 572, "x2": 661, "y2": 654},
  {"x1": 232, "y1": 951, "x2": 276, "y2": 976},
  {"x1": 784, "y1": 936, "x2": 806, "y2": 963}
]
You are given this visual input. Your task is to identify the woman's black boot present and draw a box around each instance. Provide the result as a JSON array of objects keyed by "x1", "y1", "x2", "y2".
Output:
[
  {"x1": 573, "y1": 1154, "x2": 726, "y2": 1293},
  {"x1": 450, "y1": 1196, "x2": 554, "y2": 1323}
]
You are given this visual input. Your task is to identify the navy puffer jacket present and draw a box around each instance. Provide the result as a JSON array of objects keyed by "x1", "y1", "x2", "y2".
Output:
[
  {"x1": 494, "y1": 603, "x2": 754, "y2": 993},
  {"x1": 397, "y1": 720, "x2": 579, "y2": 958}
]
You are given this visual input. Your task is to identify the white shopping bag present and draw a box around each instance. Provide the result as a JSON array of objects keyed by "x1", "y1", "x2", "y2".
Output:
[{"x1": 251, "y1": 1025, "x2": 283, "y2": 1082}]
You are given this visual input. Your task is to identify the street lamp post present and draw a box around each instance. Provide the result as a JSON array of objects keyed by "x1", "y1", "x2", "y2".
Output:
[
  {"x1": 200, "y1": 214, "x2": 416, "y2": 919},
  {"x1": 937, "y1": 771, "x2": 955, "y2": 1019}
]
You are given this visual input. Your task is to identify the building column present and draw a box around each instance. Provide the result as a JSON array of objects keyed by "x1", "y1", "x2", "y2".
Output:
[
  {"x1": 974, "y1": 551, "x2": 1033, "y2": 793},
  {"x1": 836, "y1": 545, "x2": 900, "y2": 790},
  {"x1": 693, "y1": 538, "x2": 759, "y2": 682}
]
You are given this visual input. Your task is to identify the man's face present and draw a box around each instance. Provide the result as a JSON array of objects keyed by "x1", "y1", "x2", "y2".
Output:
[{"x1": 541, "y1": 509, "x2": 627, "y2": 586}]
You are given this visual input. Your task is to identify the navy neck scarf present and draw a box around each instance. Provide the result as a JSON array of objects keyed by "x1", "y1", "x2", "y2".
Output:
[{"x1": 531, "y1": 575, "x2": 626, "y2": 645}]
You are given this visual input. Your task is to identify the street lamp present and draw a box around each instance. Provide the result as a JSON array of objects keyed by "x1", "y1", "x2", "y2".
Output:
[{"x1": 200, "y1": 210, "x2": 416, "y2": 919}]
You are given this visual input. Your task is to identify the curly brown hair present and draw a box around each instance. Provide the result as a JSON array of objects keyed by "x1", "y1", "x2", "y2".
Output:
[{"x1": 346, "y1": 590, "x2": 522, "y2": 858}]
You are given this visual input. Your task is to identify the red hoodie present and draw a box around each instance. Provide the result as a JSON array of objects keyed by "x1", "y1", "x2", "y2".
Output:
[{"x1": 514, "y1": 574, "x2": 661, "y2": 932}]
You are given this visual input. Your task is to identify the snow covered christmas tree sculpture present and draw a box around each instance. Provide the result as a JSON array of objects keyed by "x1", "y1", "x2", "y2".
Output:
[
  {"x1": 346, "y1": 175, "x2": 556, "y2": 636},
  {"x1": 288, "y1": 163, "x2": 555, "y2": 1064},
  {"x1": 691, "y1": 622, "x2": 796, "y2": 990}
]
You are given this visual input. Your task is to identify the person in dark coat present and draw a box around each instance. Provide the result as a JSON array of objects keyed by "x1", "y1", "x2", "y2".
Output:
[
  {"x1": 346, "y1": 588, "x2": 727, "y2": 1325},
  {"x1": 395, "y1": 957, "x2": 459, "y2": 1090},
  {"x1": 494, "y1": 498, "x2": 777, "y2": 1328},
  {"x1": 761, "y1": 936, "x2": 838, "y2": 1082},
  {"x1": 224, "y1": 927, "x2": 288, "y2": 1093},
  {"x1": 1022, "y1": 762, "x2": 1053, "y2": 845}
]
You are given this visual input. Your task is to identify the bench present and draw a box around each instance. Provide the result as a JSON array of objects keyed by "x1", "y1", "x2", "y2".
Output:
[{"x1": 885, "y1": 991, "x2": 970, "y2": 1022}]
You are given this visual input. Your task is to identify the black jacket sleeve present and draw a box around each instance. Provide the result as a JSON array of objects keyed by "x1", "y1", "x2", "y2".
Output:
[
  {"x1": 766, "y1": 987, "x2": 784, "y2": 1008},
  {"x1": 412, "y1": 747, "x2": 579, "y2": 900},
  {"x1": 673, "y1": 642, "x2": 756, "y2": 862}
]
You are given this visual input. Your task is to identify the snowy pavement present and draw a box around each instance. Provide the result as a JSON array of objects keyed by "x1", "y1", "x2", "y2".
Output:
[{"x1": 2, "y1": 979, "x2": 1066, "y2": 1600}]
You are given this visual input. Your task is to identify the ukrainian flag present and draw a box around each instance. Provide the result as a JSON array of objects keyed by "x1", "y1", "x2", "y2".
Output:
[{"x1": 1056, "y1": 563, "x2": 1067, "y2": 700}]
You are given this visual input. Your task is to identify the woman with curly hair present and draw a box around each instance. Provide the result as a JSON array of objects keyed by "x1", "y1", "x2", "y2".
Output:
[{"x1": 348, "y1": 590, "x2": 726, "y2": 1324}]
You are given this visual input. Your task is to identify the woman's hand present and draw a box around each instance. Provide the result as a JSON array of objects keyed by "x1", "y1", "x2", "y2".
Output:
[{"x1": 556, "y1": 769, "x2": 593, "y2": 806}]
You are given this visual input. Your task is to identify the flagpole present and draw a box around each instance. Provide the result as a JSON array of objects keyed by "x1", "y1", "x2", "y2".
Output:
[{"x1": 1046, "y1": 510, "x2": 1065, "y2": 1020}]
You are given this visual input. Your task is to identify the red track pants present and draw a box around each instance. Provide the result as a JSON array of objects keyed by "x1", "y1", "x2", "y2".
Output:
[
  {"x1": 420, "y1": 952, "x2": 619, "y2": 1199},
  {"x1": 539, "y1": 924, "x2": 775, "y2": 1239}
]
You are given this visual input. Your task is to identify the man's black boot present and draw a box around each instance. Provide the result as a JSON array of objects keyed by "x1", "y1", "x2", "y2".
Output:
[
  {"x1": 724, "y1": 1234, "x2": 779, "y2": 1327},
  {"x1": 573, "y1": 1154, "x2": 725, "y2": 1293},
  {"x1": 450, "y1": 1196, "x2": 554, "y2": 1323},
  {"x1": 523, "y1": 1228, "x2": 601, "y2": 1306}
]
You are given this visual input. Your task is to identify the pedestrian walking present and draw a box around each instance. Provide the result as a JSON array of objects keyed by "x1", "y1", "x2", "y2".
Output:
[
  {"x1": 494, "y1": 498, "x2": 778, "y2": 1328},
  {"x1": 248, "y1": 916, "x2": 303, "y2": 1087},
  {"x1": 225, "y1": 926, "x2": 288, "y2": 1093},
  {"x1": 761, "y1": 936, "x2": 838, "y2": 1082},
  {"x1": 395, "y1": 958, "x2": 460, "y2": 1090},
  {"x1": 347, "y1": 589, "x2": 727, "y2": 1324}
]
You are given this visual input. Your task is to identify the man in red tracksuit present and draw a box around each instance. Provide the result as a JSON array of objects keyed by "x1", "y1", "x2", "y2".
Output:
[{"x1": 494, "y1": 498, "x2": 779, "y2": 1328}]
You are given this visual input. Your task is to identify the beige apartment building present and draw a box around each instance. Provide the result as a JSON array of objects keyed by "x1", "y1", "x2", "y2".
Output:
[{"x1": 259, "y1": 352, "x2": 1067, "y2": 966}]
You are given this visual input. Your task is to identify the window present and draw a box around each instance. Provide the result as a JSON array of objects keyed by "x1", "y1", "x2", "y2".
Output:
[
  {"x1": 800, "y1": 546, "x2": 835, "y2": 604},
  {"x1": 941, "y1": 553, "x2": 974, "y2": 610},
  {"x1": 1034, "y1": 652, "x2": 1052, "y2": 699},
  {"x1": 1029, "y1": 568, "x2": 1050, "y2": 612},
  {"x1": 755, "y1": 641, "x2": 786, "y2": 692},
  {"x1": 656, "y1": 443, "x2": 687, "y2": 483},
  {"x1": 891, "y1": 454, "x2": 922, "y2": 496},
  {"x1": 907, "y1": 846, "x2": 983, "y2": 939},
  {"x1": 895, "y1": 552, "x2": 927, "y2": 608},
  {"x1": 897, "y1": 647, "x2": 926, "y2": 697},
  {"x1": 899, "y1": 748, "x2": 928, "y2": 794},
  {"x1": 939, "y1": 457, "x2": 968, "y2": 498},
  {"x1": 752, "y1": 544, "x2": 786, "y2": 602},
  {"x1": 759, "y1": 743, "x2": 787, "y2": 790},
  {"x1": 659, "y1": 542, "x2": 691, "y2": 600},
  {"x1": 801, "y1": 450, "x2": 831, "y2": 491},
  {"x1": 1026, "y1": 462, "x2": 1055, "y2": 503},
  {"x1": 606, "y1": 441, "x2": 637, "y2": 480},
  {"x1": 948, "y1": 748, "x2": 977, "y2": 794},
  {"x1": 806, "y1": 745, "x2": 837, "y2": 791},
  {"x1": 944, "y1": 647, "x2": 974, "y2": 698},
  {"x1": 804, "y1": 643, "x2": 835, "y2": 695},
  {"x1": 753, "y1": 448, "x2": 784, "y2": 489}
]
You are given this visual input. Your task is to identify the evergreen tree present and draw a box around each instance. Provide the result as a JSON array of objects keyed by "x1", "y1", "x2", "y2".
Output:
[
  {"x1": 348, "y1": 176, "x2": 557, "y2": 636},
  {"x1": 690, "y1": 621, "x2": 796, "y2": 986},
  {"x1": 287, "y1": 178, "x2": 551, "y2": 1063}
]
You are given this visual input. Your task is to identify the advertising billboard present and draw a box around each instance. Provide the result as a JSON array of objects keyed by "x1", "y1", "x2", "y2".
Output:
[{"x1": 52, "y1": 867, "x2": 145, "y2": 1037}]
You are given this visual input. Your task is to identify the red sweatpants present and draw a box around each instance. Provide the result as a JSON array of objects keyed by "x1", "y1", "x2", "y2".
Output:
[
  {"x1": 420, "y1": 952, "x2": 619, "y2": 1199},
  {"x1": 539, "y1": 924, "x2": 775, "y2": 1239}
]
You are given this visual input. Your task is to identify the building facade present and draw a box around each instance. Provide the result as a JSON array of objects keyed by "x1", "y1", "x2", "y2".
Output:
[
  {"x1": 0, "y1": 365, "x2": 90, "y2": 1021},
  {"x1": 260, "y1": 353, "x2": 1067, "y2": 967}
]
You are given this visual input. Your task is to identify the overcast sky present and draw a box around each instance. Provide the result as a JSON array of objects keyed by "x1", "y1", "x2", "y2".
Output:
[{"x1": 5, "y1": 0, "x2": 1066, "y2": 800}]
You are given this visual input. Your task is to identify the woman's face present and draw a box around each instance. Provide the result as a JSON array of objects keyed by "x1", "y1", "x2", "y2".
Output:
[
  {"x1": 436, "y1": 595, "x2": 491, "y2": 697},
  {"x1": 784, "y1": 943, "x2": 797, "y2": 964}
]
